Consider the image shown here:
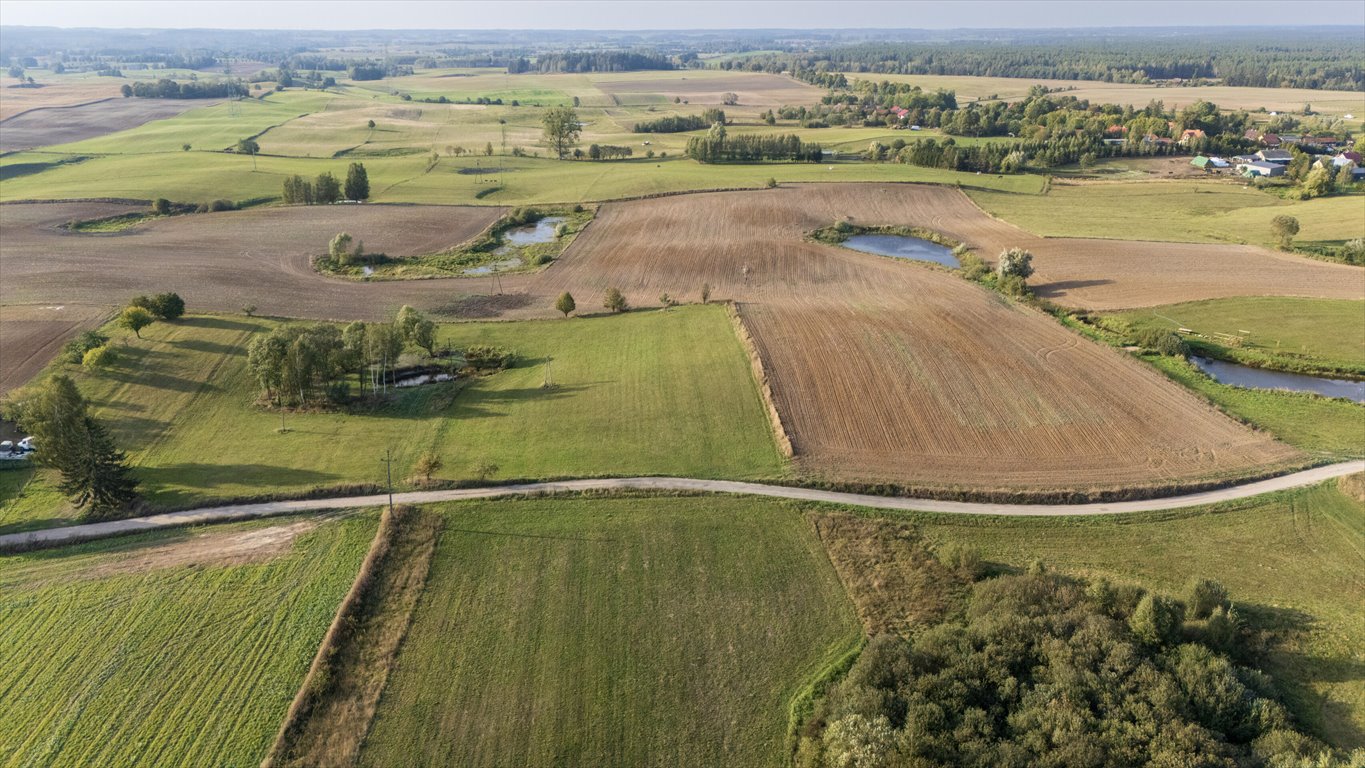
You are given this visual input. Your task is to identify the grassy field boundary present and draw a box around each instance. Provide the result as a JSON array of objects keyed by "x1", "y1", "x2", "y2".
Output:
[
  {"x1": 728, "y1": 301, "x2": 795, "y2": 459},
  {"x1": 262, "y1": 504, "x2": 442, "y2": 768}
]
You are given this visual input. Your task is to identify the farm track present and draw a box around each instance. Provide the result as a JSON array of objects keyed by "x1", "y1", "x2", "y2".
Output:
[
  {"x1": 2, "y1": 461, "x2": 1360, "y2": 551},
  {"x1": 2, "y1": 183, "x2": 1354, "y2": 489}
]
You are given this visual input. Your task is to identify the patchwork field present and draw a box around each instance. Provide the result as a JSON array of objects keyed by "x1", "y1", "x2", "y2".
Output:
[
  {"x1": 5, "y1": 183, "x2": 1352, "y2": 498},
  {"x1": 0, "y1": 97, "x2": 222, "y2": 153},
  {"x1": 0, "y1": 307, "x2": 781, "y2": 530},
  {"x1": 0, "y1": 512, "x2": 376, "y2": 767},
  {"x1": 895, "y1": 478, "x2": 1365, "y2": 748},
  {"x1": 359, "y1": 495, "x2": 861, "y2": 767}
]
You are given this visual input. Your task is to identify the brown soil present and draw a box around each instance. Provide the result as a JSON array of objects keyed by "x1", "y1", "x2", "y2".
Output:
[
  {"x1": 0, "y1": 98, "x2": 221, "y2": 152},
  {"x1": 0, "y1": 303, "x2": 111, "y2": 393},
  {"x1": 0, "y1": 80, "x2": 122, "y2": 122}
]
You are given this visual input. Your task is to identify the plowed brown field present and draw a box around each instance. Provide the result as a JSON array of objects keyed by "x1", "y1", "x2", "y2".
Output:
[
  {"x1": 0, "y1": 303, "x2": 110, "y2": 393},
  {"x1": 2, "y1": 184, "x2": 1344, "y2": 492}
]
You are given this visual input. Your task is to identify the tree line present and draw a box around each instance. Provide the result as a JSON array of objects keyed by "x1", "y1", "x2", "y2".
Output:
[
  {"x1": 633, "y1": 109, "x2": 726, "y2": 133},
  {"x1": 508, "y1": 50, "x2": 674, "y2": 74},
  {"x1": 120, "y1": 78, "x2": 248, "y2": 99},
  {"x1": 685, "y1": 125, "x2": 823, "y2": 163},
  {"x1": 281, "y1": 163, "x2": 369, "y2": 204},
  {"x1": 723, "y1": 31, "x2": 1365, "y2": 91}
]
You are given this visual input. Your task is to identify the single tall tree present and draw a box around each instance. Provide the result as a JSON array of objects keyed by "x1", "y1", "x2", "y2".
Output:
[
  {"x1": 236, "y1": 137, "x2": 260, "y2": 170},
  {"x1": 542, "y1": 106, "x2": 581, "y2": 160},
  {"x1": 344, "y1": 162, "x2": 370, "y2": 201},
  {"x1": 603, "y1": 287, "x2": 628, "y2": 313},
  {"x1": 9, "y1": 375, "x2": 139, "y2": 519}
]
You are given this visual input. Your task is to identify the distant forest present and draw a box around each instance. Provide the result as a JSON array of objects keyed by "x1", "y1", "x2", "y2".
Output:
[
  {"x1": 724, "y1": 32, "x2": 1365, "y2": 91},
  {"x1": 508, "y1": 51, "x2": 675, "y2": 74}
]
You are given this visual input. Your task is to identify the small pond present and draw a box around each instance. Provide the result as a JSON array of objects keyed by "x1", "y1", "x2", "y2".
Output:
[
  {"x1": 503, "y1": 216, "x2": 565, "y2": 246},
  {"x1": 393, "y1": 372, "x2": 454, "y2": 388},
  {"x1": 463, "y1": 256, "x2": 523, "y2": 276},
  {"x1": 842, "y1": 234, "x2": 959, "y2": 267},
  {"x1": 1191, "y1": 356, "x2": 1365, "y2": 403}
]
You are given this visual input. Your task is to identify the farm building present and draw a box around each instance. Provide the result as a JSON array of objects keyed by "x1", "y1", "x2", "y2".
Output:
[
  {"x1": 1255, "y1": 149, "x2": 1293, "y2": 164},
  {"x1": 1333, "y1": 151, "x2": 1363, "y2": 166},
  {"x1": 1190, "y1": 155, "x2": 1211, "y2": 169},
  {"x1": 1240, "y1": 161, "x2": 1285, "y2": 177}
]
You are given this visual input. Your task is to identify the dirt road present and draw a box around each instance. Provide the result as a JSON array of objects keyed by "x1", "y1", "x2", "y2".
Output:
[{"x1": 3, "y1": 461, "x2": 1358, "y2": 551}]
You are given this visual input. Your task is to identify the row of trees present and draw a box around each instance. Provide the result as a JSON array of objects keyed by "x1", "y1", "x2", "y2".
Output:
[
  {"x1": 685, "y1": 125, "x2": 823, "y2": 163},
  {"x1": 585, "y1": 144, "x2": 632, "y2": 160},
  {"x1": 281, "y1": 163, "x2": 369, "y2": 204},
  {"x1": 120, "y1": 78, "x2": 247, "y2": 99},
  {"x1": 632, "y1": 109, "x2": 725, "y2": 133}
]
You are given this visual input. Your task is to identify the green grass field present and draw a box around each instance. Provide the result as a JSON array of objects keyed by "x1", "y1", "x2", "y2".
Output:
[
  {"x1": 1140, "y1": 352, "x2": 1364, "y2": 458},
  {"x1": 0, "y1": 512, "x2": 376, "y2": 767},
  {"x1": 358, "y1": 495, "x2": 862, "y2": 767},
  {"x1": 1113, "y1": 297, "x2": 1365, "y2": 376},
  {"x1": 887, "y1": 479, "x2": 1365, "y2": 748},
  {"x1": 969, "y1": 181, "x2": 1365, "y2": 245},
  {"x1": 0, "y1": 307, "x2": 784, "y2": 532}
]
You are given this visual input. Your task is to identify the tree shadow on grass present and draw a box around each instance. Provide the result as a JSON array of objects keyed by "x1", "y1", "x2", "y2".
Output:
[
  {"x1": 170, "y1": 338, "x2": 244, "y2": 356},
  {"x1": 183, "y1": 317, "x2": 266, "y2": 333},
  {"x1": 137, "y1": 462, "x2": 343, "y2": 490},
  {"x1": 1033, "y1": 278, "x2": 1115, "y2": 295}
]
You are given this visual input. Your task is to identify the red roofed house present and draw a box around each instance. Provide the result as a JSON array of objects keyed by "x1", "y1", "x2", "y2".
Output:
[
  {"x1": 1260, "y1": 133, "x2": 1282, "y2": 146},
  {"x1": 1179, "y1": 129, "x2": 1206, "y2": 144}
]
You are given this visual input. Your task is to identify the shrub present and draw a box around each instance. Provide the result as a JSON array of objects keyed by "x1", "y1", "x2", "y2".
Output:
[
  {"x1": 328, "y1": 233, "x2": 353, "y2": 263},
  {"x1": 1133, "y1": 328, "x2": 1189, "y2": 357},
  {"x1": 996, "y1": 247, "x2": 1035, "y2": 278},
  {"x1": 765, "y1": 177, "x2": 778, "y2": 188},
  {"x1": 206, "y1": 198, "x2": 236, "y2": 212},
  {"x1": 936, "y1": 542, "x2": 984, "y2": 580},
  {"x1": 62, "y1": 331, "x2": 109, "y2": 364},
  {"x1": 1129, "y1": 592, "x2": 1182, "y2": 646},
  {"x1": 957, "y1": 251, "x2": 990, "y2": 282},
  {"x1": 462, "y1": 345, "x2": 515, "y2": 372},
  {"x1": 1185, "y1": 578, "x2": 1229, "y2": 619},
  {"x1": 997, "y1": 273, "x2": 1030, "y2": 297},
  {"x1": 145, "y1": 292, "x2": 185, "y2": 320},
  {"x1": 81, "y1": 345, "x2": 117, "y2": 369},
  {"x1": 152, "y1": 198, "x2": 172, "y2": 216}
]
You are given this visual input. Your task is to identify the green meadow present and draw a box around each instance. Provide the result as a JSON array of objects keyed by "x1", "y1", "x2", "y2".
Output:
[
  {"x1": 359, "y1": 495, "x2": 862, "y2": 767},
  {"x1": 0, "y1": 306, "x2": 785, "y2": 532}
]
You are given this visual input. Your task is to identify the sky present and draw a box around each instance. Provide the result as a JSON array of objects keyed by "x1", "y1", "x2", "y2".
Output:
[{"x1": 3, "y1": 0, "x2": 1364, "y2": 30}]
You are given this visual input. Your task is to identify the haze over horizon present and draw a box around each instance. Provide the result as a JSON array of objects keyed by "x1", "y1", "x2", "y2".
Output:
[{"x1": 3, "y1": 0, "x2": 1364, "y2": 30}]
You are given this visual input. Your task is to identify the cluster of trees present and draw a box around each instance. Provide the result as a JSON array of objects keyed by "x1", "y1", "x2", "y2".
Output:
[
  {"x1": 508, "y1": 51, "x2": 674, "y2": 74},
  {"x1": 281, "y1": 163, "x2": 369, "y2": 204},
  {"x1": 348, "y1": 64, "x2": 385, "y2": 81},
  {"x1": 584, "y1": 144, "x2": 632, "y2": 160},
  {"x1": 246, "y1": 305, "x2": 439, "y2": 407},
  {"x1": 632, "y1": 109, "x2": 726, "y2": 133},
  {"x1": 798, "y1": 563, "x2": 1345, "y2": 767},
  {"x1": 5, "y1": 376, "x2": 139, "y2": 520},
  {"x1": 120, "y1": 78, "x2": 247, "y2": 99},
  {"x1": 1274, "y1": 152, "x2": 1361, "y2": 200},
  {"x1": 118, "y1": 292, "x2": 185, "y2": 339},
  {"x1": 686, "y1": 125, "x2": 823, "y2": 163},
  {"x1": 725, "y1": 31, "x2": 1365, "y2": 90}
]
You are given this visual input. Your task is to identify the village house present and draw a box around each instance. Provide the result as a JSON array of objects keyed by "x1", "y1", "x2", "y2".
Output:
[
  {"x1": 1333, "y1": 151, "x2": 1363, "y2": 166},
  {"x1": 1179, "y1": 128, "x2": 1206, "y2": 144}
]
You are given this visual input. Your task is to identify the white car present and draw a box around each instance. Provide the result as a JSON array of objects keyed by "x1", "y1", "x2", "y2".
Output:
[{"x1": 18, "y1": 436, "x2": 34, "y2": 451}]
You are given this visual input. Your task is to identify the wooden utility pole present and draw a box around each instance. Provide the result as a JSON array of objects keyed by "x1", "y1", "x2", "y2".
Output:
[{"x1": 382, "y1": 448, "x2": 394, "y2": 514}]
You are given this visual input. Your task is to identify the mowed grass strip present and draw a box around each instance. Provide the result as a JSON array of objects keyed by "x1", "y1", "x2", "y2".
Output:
[
  {"x1": 4, "y1": 306, "x2": 782, "y2": 529},
  {"x1": 0, "y1": 513, "x2": 376, "y2": 767},
  {"x1": 1113, "y1": 297, "x2": 1365, "y2": 376},
  {"x1": 358, "y1": 496, "x2": 862, "y2": 767},
  {"x1": 968, "y1": 182, "x2": 1365, "y2": 246},
  {"x1": 884, "y1": 480, "x2": 1365, "y2": 749}
]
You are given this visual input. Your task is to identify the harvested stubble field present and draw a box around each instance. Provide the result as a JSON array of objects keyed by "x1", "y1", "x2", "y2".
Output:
[
  {"x1": 0, "y1": 97, "x2": 220, "y2": 153},
  {"x1": 0, "y1": 201, "x2": 504, "y2": 320},
  {"x1": 0, "y1": 303, "x2": 110, "y2": 393},
  {"x1": 0, "y1": 78, "x2": 122, "y2": 121},
  {"x1": 526, "y1": 185, "x2": 1309, "y2": 493}
]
